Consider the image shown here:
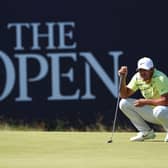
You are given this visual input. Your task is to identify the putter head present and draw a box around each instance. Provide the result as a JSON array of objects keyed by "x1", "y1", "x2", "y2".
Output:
[{"x1": 107, "y1": 139, "x2": 112, "y2": 143}]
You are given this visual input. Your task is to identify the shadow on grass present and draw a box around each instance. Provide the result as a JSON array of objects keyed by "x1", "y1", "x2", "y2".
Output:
[{"x1": 145, "y1": 139, "x2": 164, "y2": 143}]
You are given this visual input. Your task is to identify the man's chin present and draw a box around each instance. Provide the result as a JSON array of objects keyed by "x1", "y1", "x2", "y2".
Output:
[{"x1": 143, "y1": 79, "x2": 151, "y2": 83}]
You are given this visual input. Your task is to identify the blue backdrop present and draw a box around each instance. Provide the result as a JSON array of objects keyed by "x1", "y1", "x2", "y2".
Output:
[{"x1": 0, "y1": 0, "x2": 167, "y2": 129}]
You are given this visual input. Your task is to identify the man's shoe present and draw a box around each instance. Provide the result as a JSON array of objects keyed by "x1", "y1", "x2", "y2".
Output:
[
  {"x1": 164, "y1": 133, "x2": 168, "y2": 142},
  {"x1": 130, "y1": 130, "x2": 156, "y2": 142}
]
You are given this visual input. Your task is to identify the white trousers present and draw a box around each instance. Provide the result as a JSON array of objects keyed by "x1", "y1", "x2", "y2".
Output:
[{"x1": 119, "y1": 98, "x2": 168, "y2": 132}]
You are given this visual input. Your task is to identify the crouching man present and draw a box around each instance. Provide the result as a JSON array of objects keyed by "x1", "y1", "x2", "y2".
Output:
[{"x1": 118, "y1": 57, "x2": 168, "y2": 142}]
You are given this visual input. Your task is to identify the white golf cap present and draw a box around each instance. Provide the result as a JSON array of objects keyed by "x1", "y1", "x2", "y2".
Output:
[{"x1": 137, "y1": 57, "x2": 154, "y2": 70}]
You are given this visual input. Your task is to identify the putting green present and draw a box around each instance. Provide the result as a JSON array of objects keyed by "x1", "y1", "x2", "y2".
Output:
[{"x1": 0, "y1": 131, "x2": 167, "y2": 168}]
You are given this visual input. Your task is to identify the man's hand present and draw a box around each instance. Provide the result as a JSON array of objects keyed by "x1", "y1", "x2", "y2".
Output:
[
  {"x1": 134, "y1": 99, "x2": 147, "y2": 107},
  {"x1": 118, "y1": 66, "x2": 128, "y2": 78}
]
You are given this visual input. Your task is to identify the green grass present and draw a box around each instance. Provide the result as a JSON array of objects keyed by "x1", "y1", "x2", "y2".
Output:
[{"x1": 0, "y1": 131, "x2": 168, "y2": 168}]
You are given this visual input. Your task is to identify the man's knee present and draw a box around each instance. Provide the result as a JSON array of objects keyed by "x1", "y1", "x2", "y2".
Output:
[
  {"x1": 119, "y1": 98, "x2": 130, "y2": 111},
  {"x1": 153, "y1": 106, "x2": 168, "y2": 119}
]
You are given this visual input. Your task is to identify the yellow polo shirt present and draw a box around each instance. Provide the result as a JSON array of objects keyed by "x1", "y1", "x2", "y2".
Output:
[{"x1": 127, "y1": 69, "x2": 168, "y2": 99}]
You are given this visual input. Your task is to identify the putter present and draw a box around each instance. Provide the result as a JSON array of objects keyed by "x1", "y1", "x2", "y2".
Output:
[{"x1": 107, "y1": 76, "x2": 122, "y2": 143}]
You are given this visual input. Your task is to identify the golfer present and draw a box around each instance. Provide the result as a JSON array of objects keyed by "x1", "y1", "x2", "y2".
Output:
[{"x1": 118, "y1": 57, "x2": 168, "y2": 142}]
